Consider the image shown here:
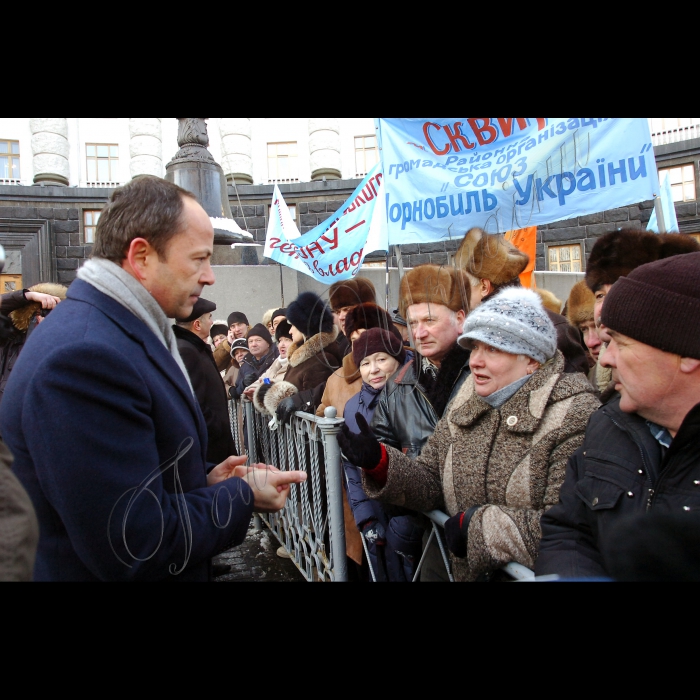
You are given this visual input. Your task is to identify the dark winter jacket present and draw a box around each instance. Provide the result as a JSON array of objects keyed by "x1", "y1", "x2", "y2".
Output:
[
  {"x1": 370, "y1": 344, "x2": 471, "y2": 458},
  {"x1": 0, "y1": 280, "x2": 254, "y2": 582},
  {"x1": 173, "y1": 325, "x2": 237, "y2": 465},
  {"x1": 230, "y1": 348, "x2": 278, "y2": 400},
  {"x1": 344, "y1": 378, "x2": 424, "y2": 582},
  {"x1": 536, "y1": 397, "x2": 700, "y2": 580},
  {"x1": 0, "y1": 290, "x2": 31, "y2": 403},
  {"x1": 546, "y1": 309, "x2": 591, "y2": 377}
]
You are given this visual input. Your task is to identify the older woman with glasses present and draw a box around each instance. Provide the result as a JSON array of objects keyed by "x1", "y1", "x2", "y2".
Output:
[{"x1": 338, "y1": 287, "x2": 600, "y2": 582}]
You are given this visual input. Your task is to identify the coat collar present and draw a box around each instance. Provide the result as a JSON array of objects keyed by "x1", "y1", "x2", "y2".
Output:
[
  {"x1": 68, "y1": 280, "x2": 205, "y2": 433},
  {"x1": 449, "y1": 351, "x2": 567, "y2": 433},
  {"x1": 288, "y1": 327, "x2": 339, "y2": 368}
]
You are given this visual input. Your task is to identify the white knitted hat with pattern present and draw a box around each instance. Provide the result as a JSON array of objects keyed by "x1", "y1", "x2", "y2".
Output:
[{"x1": 458, "y1": 287, "x2": 557, "y2": 363}]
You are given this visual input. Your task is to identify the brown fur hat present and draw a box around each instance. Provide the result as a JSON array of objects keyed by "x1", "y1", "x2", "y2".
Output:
[
  {"x1": 585, "y1": 229, "x2": 700, "y2": 292},
  {"x1": 328, "y1": 278, "x2": 376, "y2": 311},
  {"x1": 536, "y1": 288, "x2": 562, "y2": 315},
  {"x1": 344, "y1": 303, "x2": 402, "y2": 342},
  {"x1": 399, "y1": 264, "x2": 470, "y2": 318},
  {"x1": 455, "y1": 227, "x2": 529, "y2": 286},
  {"x1": 566, "y1": 280, "x2": 595, "y2": 327},
  {"x1": 9, "y1": 283, "x2": 68, "y2": 332}
]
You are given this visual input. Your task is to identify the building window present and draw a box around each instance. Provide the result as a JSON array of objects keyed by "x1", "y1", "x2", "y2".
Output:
[
  {"x1": 0, "y1": 140, "x2": 20, "y2": 181},
  {"x1": 83, "y1": 210, "x2": 101, "y2": 244},
  {"x1": 86, "y1": 144, "x2": 119, "y2": 184},
  {"x1": 549, "y1": 244, "x2": 582, "y2": 272},
  {"x1": 659, "y1": 165, "x2": 696, "y2": 203},
  {"x1": 355, "y1": 135, "x2": 378, "y2": 177},
  {"x1": 267, "y1": 142, "x2": 298, "y2": 183}
]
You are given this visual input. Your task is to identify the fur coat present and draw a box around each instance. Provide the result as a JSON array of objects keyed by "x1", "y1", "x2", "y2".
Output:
[
  {"x1": 284, "y1": 327, "x2": 342, "y2": 393},
  {"x1": 362, "y1": 351, "x2": 600, "y2": 581}
]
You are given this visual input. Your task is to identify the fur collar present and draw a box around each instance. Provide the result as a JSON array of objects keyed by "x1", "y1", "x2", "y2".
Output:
[
  {"x1": 10, "y1": 283, "x2": 67, "y2": 332},
  {"x1": 288, "y1": 327, "x2": 339, "y2": 368}
]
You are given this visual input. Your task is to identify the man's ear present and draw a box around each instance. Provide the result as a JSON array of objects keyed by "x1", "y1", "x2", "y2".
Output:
[
  {"x1": 125, "y1": 238, "x2": 155, "y2": 282},
  {"x1": 679, "y1": 357, "x2": 700, "y2": 374}
]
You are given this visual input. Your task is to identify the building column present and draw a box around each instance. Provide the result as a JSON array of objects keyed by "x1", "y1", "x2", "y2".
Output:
[
  {"x1": 219, "y1": 118, "x2": 253, "y2": 185},
  {"x1": 309, "y1": 118, "x2": 341, "y2": 181},
  {"x1": 129, "y1": 118, "x2": 163, "y2": 179},
  {"x1": 30, "y1": 118, "x2": 70, "y2": 186}
]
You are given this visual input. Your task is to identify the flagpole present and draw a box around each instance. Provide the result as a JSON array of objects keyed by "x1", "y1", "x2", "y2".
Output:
[
  {"x1": 385, "y1": 250, "x2": 390, "y2": 311},
  {"x1": 653, "y1": 196, "x2": 668, "y2": 234}
]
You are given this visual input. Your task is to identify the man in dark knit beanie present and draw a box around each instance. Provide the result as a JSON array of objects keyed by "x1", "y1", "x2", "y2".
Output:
[{"x1": 537, "y1": 252, "x2": 700, "y2": 581}]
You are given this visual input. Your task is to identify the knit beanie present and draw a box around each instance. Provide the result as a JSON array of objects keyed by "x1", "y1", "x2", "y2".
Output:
[
  {"x1": 275, "y1": 319, "x2": 293, "y2": 342},
  {"x1": 247, "y1": 323, "x2": 272, "y2": 346},
  {"x1": 271, "y1": 308, "x2": 287, "y2": 323},
  {"x1": 210, "y1": 322, "x2": 228, "y2": 340},
  {"x1": 602, "y1": 251, "x2": 700, "y2": 359},
  {"x1": 352, "y1": 327, "x2": 406, "y2": 368},
  {"x1": 227, "y1": 311, "x2": 249, "y2": 327},
  {"x1": 459, "y1": 287, "x2": 557, "y2": 363}
]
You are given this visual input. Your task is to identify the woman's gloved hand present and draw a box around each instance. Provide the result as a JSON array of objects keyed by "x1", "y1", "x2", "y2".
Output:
[{"x1": 337, "y1": 413, "x2": 382, "y2": 471}]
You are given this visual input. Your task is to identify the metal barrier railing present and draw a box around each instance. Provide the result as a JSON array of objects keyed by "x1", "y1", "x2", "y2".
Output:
[
  {"x1": 230, "y1": 398, "x2": 535, "y2": 583},
  {"x1": 236, "y1": 398, "x2": 347, "y2": 582}
]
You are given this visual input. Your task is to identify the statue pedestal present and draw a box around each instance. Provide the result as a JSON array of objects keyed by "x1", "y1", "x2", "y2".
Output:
[{"x1": 165, "y1": 118, "x2": 248, "y2": 245}]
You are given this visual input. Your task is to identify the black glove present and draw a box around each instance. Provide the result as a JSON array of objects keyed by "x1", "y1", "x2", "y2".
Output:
[
  {"x1": 443, "y1": 509, "x2": 478, "y2": 559},
  {"x1": 337, "y1": 413, "x2": 382, "y2": 471},
  {"x1": 276, "y1": 393, "x2": 306, "y2": 424},
  {"x1": 243, "y1": 373, "x2": 258, "y2": 388},
  {"x1": 361, "y1": 519, "x2": 386, "y2": 546}
]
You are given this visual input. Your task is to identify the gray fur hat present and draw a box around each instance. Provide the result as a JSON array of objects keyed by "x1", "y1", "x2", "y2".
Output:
[{"x1": 458, "y1": 287, "x2": 557, "y2": 363}]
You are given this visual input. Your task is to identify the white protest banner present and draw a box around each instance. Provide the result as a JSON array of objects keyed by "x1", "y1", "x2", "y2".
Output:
[
  {"x1": 377, "y1": 118, "x2": 659, "y2": 245},
  {"x1": 264, "y1": 163, "x2": 387, "y2": 283}
]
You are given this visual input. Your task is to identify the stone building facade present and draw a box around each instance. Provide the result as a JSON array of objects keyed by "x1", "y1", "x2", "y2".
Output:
[{"x1": 1, "y1": 118, "x2": 699, "y2": 290}]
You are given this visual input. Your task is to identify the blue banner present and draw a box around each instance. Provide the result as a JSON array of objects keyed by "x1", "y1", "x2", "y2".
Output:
[
  {"x1": 264, "y1": 163, "x2": 387, "y2": 283},
  {"x1": 377, "y1": 118, "x2": 659, "y2": 245}
]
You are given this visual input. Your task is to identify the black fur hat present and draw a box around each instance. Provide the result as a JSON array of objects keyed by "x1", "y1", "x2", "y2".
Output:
[
  {"x1": 286, "y1": 291, "x2": 334, "y2": 338},
  {"x1": 586, "y1": 229, "x2": 700, "y2": 292}
]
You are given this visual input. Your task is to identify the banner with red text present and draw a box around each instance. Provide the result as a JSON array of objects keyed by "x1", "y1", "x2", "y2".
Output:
[
  {"x1": 264, "y1": 163, "x2": 387, "y2": 284},
  {"x1": 377, "y1": 118, "x2": 659, "y2": 245}
]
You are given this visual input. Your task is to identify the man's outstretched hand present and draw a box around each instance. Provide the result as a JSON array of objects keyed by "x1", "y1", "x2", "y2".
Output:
[
  {"x1": 208, "y1": 456, "x2": 307, "y2": 513},
  {"x1": 233, "y1": 464, "x2": 307, "y2": 513},
  {"x1": 337, "y1": 413, "x2": 382, "y2": 471}
]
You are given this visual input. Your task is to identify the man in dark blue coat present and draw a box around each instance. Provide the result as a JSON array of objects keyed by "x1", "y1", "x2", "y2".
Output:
[{"x1": 0, "y1": 176, "x2": 305, "y2": 582}]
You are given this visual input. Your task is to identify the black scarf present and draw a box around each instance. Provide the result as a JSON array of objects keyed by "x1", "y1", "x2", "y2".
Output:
[{"x1": 417, "y1": 344, "x2": 471, "y2": 419}]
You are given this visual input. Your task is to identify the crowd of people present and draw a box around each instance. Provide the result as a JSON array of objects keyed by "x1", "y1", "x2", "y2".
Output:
[{"x1": 1, "y1": 174, "x2": 699, "y2": 582}]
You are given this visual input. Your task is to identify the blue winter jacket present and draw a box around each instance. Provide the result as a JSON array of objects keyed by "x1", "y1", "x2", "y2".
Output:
[{"x1": 0, "y1": 280, "x2": 255, "y2": 582}]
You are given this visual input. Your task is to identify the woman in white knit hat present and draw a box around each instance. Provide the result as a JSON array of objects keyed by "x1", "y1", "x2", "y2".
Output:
[{"x1": 338, "y1": 287, "x2": 600, "y2": 582}]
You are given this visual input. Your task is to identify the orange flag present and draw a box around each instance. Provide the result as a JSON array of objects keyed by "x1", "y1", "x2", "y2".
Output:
[{"x1": 504, "y1": 227, "x2": 537, "y2": 289}]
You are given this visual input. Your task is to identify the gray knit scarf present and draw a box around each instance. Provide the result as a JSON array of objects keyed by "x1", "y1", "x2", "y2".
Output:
[{"x1": 78, "y1": 258, "x2": 194, "y2": 395}]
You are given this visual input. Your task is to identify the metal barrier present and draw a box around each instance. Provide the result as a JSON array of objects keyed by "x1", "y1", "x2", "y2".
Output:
[
  {"x1": 230, "y1": 397, "x2": 535, "y2": 583},
  {"x1": 235, "y1": 398, "x2": 347, "y2": 582}
]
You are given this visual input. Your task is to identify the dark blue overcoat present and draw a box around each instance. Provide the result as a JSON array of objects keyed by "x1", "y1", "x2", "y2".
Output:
[{"x1": 0, "y1": 280, "x2": 254, "y2": 582}]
